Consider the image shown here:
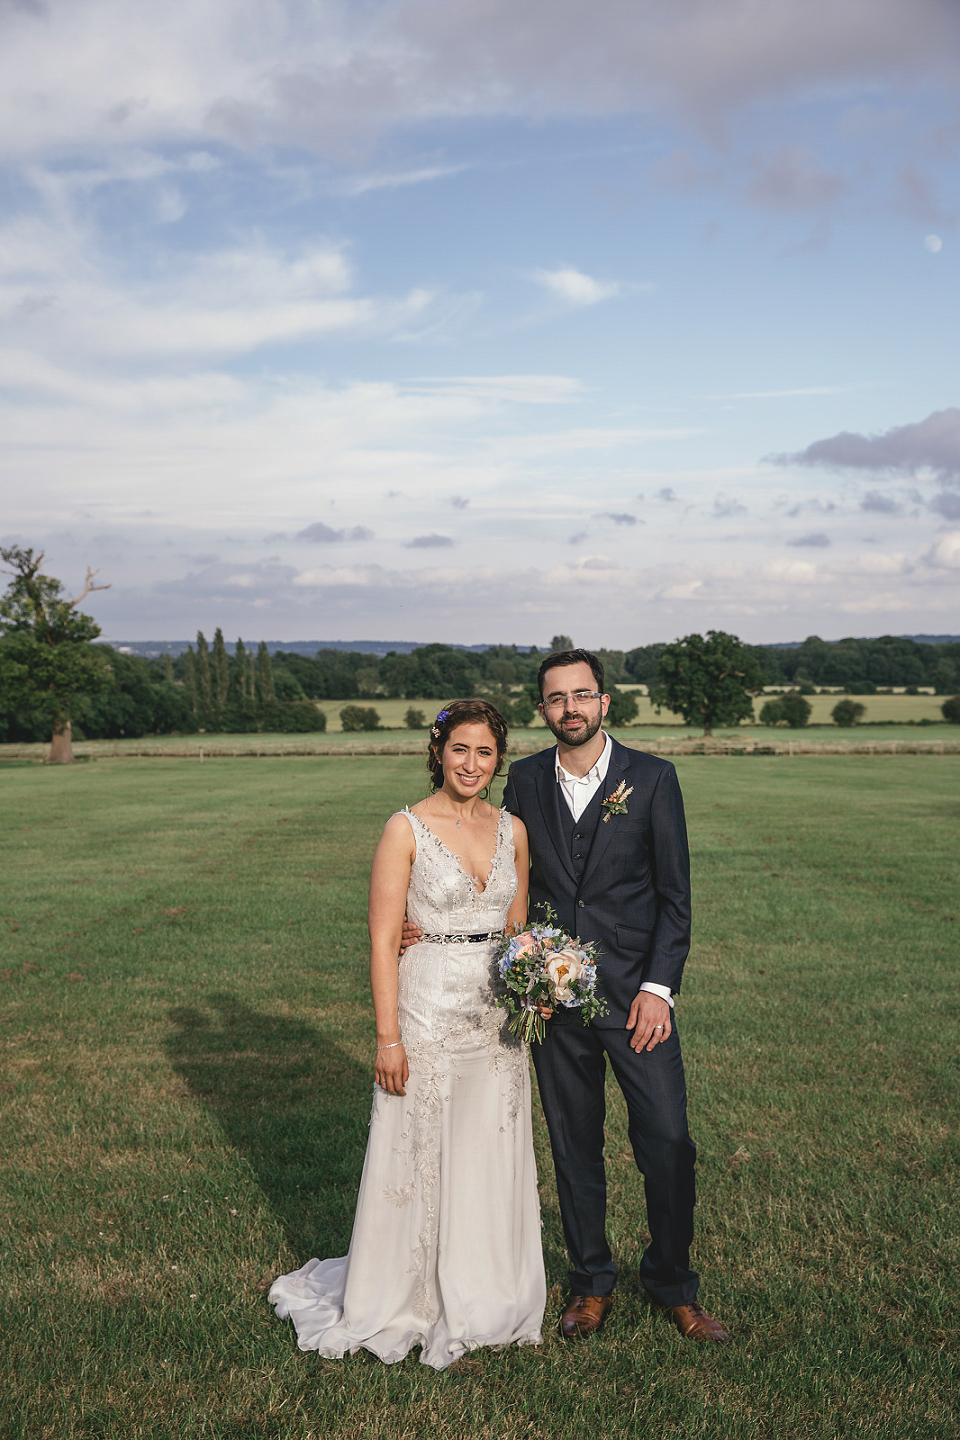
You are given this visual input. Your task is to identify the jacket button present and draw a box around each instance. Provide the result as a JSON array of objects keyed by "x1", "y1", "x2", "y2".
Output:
[
  {"x1": 574, "y1": 832, "x2": 581, "y2": 840},
  {"x1": 578, "y1": 900, "x2": 585, "y2": 908}
]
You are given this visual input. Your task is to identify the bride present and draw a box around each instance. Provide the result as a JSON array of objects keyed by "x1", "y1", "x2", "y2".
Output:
[{"x1": 269, "y1": 698, "x2": 546, "y2": 1369}]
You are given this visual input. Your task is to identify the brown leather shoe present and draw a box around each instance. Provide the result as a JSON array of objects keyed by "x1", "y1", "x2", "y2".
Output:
[
  {"x1": 560, "y1": 1294, "x2": 613, "y2": 1338},
  {"x1": 660, "y1": 1301, "x2": 733, "y2": 1344}
]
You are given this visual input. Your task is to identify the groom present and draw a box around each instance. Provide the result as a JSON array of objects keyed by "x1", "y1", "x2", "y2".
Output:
[{"x1": 500, "y1": 648, "x2": 731, "y2": 1344}]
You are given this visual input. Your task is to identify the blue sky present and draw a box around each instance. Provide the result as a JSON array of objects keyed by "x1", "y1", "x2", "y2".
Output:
[{"x1": 2, "y1": 0, "x2": 959, "y2": 646}]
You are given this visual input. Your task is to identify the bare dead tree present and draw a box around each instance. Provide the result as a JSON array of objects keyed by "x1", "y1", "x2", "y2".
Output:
[{"x1": 68, "y1": 567, "x2": 112, "y2": 609}]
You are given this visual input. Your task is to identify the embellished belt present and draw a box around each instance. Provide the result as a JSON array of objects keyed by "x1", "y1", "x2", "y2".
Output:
[{"x1": 419, "y1": 931, "x2": 501, "y2": 945}]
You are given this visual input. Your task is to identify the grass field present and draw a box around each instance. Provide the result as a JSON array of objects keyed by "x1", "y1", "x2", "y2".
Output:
[
  {"x1": 309, "y1": 693, "x2": 948, "y2": 731},
  {"x1": 3, "y1": 717, "x2": 957, "y2": 769},
  {"x1": 1, "y1": 756, "x2": 958, "y2": 1438}
]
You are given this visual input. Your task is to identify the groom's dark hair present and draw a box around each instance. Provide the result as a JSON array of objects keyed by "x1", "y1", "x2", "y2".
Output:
[{"x1": 537, "y1": 648, "x2": 605, "y2": 699}]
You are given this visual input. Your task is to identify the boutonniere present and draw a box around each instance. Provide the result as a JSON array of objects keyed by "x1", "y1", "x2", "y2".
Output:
[{"x1": 601, "y1": 779, "x2": 633, "y2": 822}]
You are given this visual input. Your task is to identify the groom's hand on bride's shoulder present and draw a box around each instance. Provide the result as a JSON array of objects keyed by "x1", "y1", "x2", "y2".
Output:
[{"x1": 400, "y1": 919, "x2": 422, "y2": 954}]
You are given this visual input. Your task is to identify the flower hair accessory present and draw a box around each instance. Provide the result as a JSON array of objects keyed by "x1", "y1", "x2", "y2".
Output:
[{"x1": 430, "y1": 708, "x2": 450, "y2": 738}]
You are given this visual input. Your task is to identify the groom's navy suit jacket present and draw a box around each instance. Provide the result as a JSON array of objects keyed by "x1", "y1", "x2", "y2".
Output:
[{"x1": 501, "y1": 737, "x2": 691, "y2": 1028}]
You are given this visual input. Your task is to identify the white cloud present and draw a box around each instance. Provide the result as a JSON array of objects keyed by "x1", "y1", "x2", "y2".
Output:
[
  {"x1": 846, "y1": 552, "x2": 909, "y2": 576},
  {"x1": 339, "y1": 163, "x2": 469, "y2": 195},
  {"x1": 924, "y1": 530, "x2": 960, "y2": 569},
  {"x1": 489, "y1": 426, "x2": 693, "y2": 459},
  {"x1": 0, "y1": 214, "x2": 447, "y2": 364},
  {"x1": 534, "y1": 266, "x2": 623, "y2": 306},
  {"x1": 839, "y1": 593, "x2": 910, "y2": 614},
  {"x1": 1, "y1": 0, "x2": 957, "y2": 162},
  {"x1": 156, "y1": 186, "x2": 187, "y2": 223},
  {"x1": 662, "y1": 580, "x2": 703, "y2": 599},
  {"x1": 576, "y1": 554, "x2": 621, "y2": 572},
  {"x1": 408, "y1": 375, "x2": 584, "y2": 405},
  {"x1": 759, "y1": 558, "x2": 819, "y2": 584},
  {"x1": 293, "y1": 566, "x2": 385, "y2": 588}
]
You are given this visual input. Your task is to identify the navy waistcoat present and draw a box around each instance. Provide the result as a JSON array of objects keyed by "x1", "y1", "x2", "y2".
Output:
[{"x1": 556, "y1": 779, "x2": 605, "y2": 886}]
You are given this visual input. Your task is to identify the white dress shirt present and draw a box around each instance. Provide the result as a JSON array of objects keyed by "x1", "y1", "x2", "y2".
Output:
[{"x1": 556, "y1": 732, "x2": 674, "y2": 1009}]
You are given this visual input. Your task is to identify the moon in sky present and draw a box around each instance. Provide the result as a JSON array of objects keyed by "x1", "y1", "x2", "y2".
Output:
[{"x1": 924, "y1": 234, "x2": 943, "y2": 253}]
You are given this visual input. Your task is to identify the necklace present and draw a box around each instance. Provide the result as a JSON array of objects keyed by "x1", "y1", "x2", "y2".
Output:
[{"x1": 432, "y1": 796, "x2": 466, "y2": 828}]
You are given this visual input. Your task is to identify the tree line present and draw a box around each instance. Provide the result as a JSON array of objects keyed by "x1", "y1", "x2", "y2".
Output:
[
  {"x1": 265, "y1": 632, "x2": 960, "y2": 699},
  {"x1": 165, "y1": 630, "x2": 960, "y2": 703},
  {"x1": 754, "y1": 633, "x2": 960, "y2": 693},
  {"x1": 2, "y1": 549, "x2": 959, "y2": 760}
]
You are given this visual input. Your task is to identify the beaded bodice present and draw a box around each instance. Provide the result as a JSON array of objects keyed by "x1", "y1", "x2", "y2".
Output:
[{"x1": 402, "y1": 808, "x2": 516, "y2": 934}]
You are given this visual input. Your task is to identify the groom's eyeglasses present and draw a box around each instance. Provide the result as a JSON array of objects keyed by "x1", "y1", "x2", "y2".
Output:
[{"x1": 541, "y1": 690, "x2": 603, "y2": 710}]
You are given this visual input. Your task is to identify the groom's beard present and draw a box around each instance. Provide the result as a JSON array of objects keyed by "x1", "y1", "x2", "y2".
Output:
[{"x1": 546, "y1": 708, "x2": 603, "y2": 748}]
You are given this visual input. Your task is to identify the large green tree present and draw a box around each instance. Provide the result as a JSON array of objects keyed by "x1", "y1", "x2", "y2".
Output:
[
  {"x1": 0, "y1": 547, "x2": 111, "y2": 762},
  {"x1": 651, "y1": 630, "x2": 765, "y2": 737}
]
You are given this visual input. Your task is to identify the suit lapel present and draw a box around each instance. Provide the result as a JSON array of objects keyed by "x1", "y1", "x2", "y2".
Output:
[
  {"x1": 534, "y1": 747, "x2": 578, "y2": 883},
  {"x1": 579, "y1": 738, "x2": 632, "y2": 888}
]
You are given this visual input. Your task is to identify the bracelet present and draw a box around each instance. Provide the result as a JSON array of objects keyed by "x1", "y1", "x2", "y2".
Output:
[{"x1": 376, "y1": 1041, "x2": 403, "y2": 1051}]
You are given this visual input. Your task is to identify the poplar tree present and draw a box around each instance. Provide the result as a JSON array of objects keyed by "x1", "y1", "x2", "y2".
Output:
[
  {"x1": 212, "y1": 627, "x2": 229, "y2": 714},
  {"x1": 183, "y1": 646, "x2": 198, "y2": 716},
  {"x1": 227, "y1": 638, "x2": 256, "y2": 730},
  {"x1": 163, "y1": 653, "x2": 174, "y2": 682},
  {"x1": 195, "y1": 631, "x2": 214, "y2": 728},
  {"x1": 230, "y1": 638, "x2": 247, "y2": 702},
  {"x1": 256, "y1": 641, "x2": 275, "y2": 706}
]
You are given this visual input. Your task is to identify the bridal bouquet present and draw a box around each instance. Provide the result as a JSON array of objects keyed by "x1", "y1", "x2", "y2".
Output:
[{"x1": 495, "y1": 908, "x2": 606, "y2": 1044}]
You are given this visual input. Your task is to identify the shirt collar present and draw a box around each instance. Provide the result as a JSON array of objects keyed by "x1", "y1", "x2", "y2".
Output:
[{"x1": 555, "y1": 730, "x2": 612, "y2": 785}]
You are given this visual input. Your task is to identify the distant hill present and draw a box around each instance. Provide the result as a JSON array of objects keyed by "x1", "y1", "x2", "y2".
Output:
[
  {"x1": 767, "y1": 634, "x2": 960, "y2": 648},
  {"x1": 109, "y1": 638, "x2": 539, "y2": 658},
  {"x1": 889, "y1": 634, "x2": 960, "y2": 644},
  {"x1": 110, "y1": 634, "x2": 960, "y2": 659}
]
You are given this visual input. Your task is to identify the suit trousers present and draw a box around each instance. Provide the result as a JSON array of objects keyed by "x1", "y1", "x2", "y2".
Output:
[{"x1": 532, "y1": 1018, "x2": 698, "y2": 1308}]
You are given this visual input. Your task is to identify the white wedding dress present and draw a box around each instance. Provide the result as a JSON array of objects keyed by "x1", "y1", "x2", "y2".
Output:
[{"x1": 269, "y1": 807, "x2": 546, "y2": 1370}]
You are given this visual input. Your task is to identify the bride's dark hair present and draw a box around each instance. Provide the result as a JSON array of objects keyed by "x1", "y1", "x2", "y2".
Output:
[{"x1": 427, "y1": 699, "x2": 509, "y2": 791}]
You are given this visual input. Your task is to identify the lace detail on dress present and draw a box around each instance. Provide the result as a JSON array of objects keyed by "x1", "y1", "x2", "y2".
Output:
[
  {"x1": 402, "y1": 806, "x2": 513, "y2": 931},
  {"x1": 268, "y1": 804, "x2": 546, "y2": 1369},
  {"x1": 386, "y1": 808, "x2": 527, "y2": 1320}
]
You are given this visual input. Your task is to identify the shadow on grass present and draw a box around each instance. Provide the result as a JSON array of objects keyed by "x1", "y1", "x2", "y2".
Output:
[{"x1": 166, "y1": 993, "x2": 370, "y2": 1260}]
